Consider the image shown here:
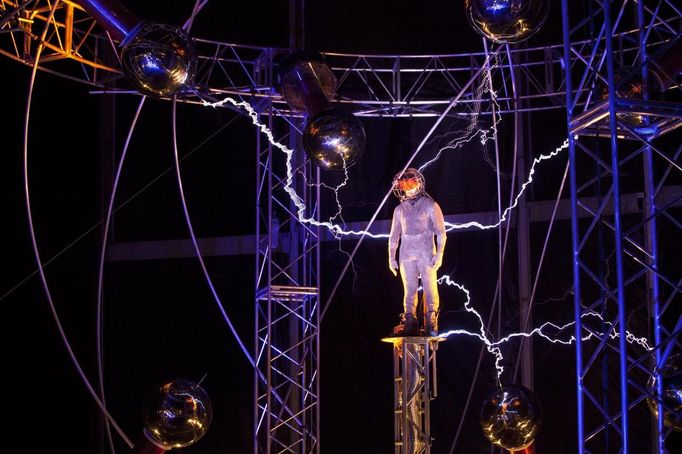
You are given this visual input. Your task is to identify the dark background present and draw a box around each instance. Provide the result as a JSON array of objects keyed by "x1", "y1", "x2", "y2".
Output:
[{"x1": 2, "y1": 1, "x2": 679, "y2": 453}]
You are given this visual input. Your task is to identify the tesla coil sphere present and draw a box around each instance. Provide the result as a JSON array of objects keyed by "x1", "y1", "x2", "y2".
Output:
[
  {"x1": 279, "y1": 57, "x2": 337, "y2": 112},
  {"x1": 303, "y1": 108, "x2": 366, "y2": 170},
  {"x1": 647, "y1": 353, "x2": 682, "y2": 431},
  {"x1": 465, "y1": 0, "x2": 549, "y2": 44},
  {"x1": 480, "y1": 385, "x2": 542, "y2": 450},
  {"x1": 600, "y1": 68, "x2": 664, "y2": 135},
  {"x1": 143, "y1": 379, "x2": 212, "y2": 449},
  {"x1": 121, "y1": 22, "x2": 197, "y2": 97}
]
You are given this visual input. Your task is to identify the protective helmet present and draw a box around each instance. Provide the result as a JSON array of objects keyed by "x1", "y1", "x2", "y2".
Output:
[{"x1": 392, "y1": 168, "x2": 425, "y2": 201}]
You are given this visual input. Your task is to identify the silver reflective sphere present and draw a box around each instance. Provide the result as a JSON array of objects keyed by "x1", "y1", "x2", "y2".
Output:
[
  {"x1": 600, "y1": 67, "x2": 663, "y2": 135},
  {"x1": 480, "y1": 385, "x2": 542, "y2": 450},
  {"x1": 143, "y1": 379, "x2": 212, "y2": 449},
  {"x1": 303, "y1": 108, "x2": 366, "y2": 170},
  {"x1": 280, "y1": 59, "x2": 337, "y2": 111},
  {"x1": 465, "y1": 0, "x2": 549, "y2": 44},
  {"x1": 121, "y1": 23, "x2": 197, "y2": 97},
  {"x1": 647, "y1": 353, "x2": 682, "y2": 431}
]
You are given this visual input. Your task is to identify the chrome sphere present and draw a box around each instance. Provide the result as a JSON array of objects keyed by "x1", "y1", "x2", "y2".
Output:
[
  {"x1": 601, "y1": 67, "x2": 663, "y2": 135},
  {"x1": 302, "y1": 108, "x2": 366, "y2": 170},
  {"x1": 647, "y1": 354, "x2": 682, "y2": 431},
  {"x1": 143, "y1": 379, "x2": 212, "y2": 449},
  {"x1": 480, "y1": 385, "x2": 542, "y2": 450},
  {"x1": 121, "y1": 22, "x2": 197, "y2": 97},
  {"x1": 280, "y1": 59, "x2": 337, "y2": 111},
  {"x1": 465, "y1": 0, "x2": 549, "y2": 44}
]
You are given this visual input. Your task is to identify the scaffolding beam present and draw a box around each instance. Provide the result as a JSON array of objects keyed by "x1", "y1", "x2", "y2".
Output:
[
  {"x1": 383, "y1": 337, "x2": 441, "y2": 454},
  {"x1": 254, "y1": 90, "x2": 321, "y2": 453},
  {"x1": 562, "y1": 1, "x2": 681, "y2": 452}
]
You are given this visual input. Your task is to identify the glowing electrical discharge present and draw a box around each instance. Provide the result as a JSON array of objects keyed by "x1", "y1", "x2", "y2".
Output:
[
  {"x1": 443, "y1": 138, "x2": 570, "y2": 232},
  {"x1": 203, "y1": 96, "x2": 568, "y2": 238},
  {"x1": 202, "y1": 95, "x2": 653, "y2": 381},
  {"x1": 203, "y1": 96, "x2": 375, "y2": 237},
  {"x1": 418, "y1": 62, "x2": 498, "y2": 172},
  {"x1": 300, "y1": 154, "x2": 351, "y2": 231},
  {"x1": 437, "y1": 275, "x2": 653, "y2": 379},
  {"x1": 435, "y1": 275, "x2": 505, "y2": 377}
]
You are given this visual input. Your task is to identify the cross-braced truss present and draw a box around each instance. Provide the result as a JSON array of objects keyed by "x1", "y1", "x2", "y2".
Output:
[
  {"x1": 3, "y1": 2, "x2": 681, "y2": 453},
  {"x1": 254, "y1": 102, "x2": 321, "y2": 454},
  {"x1": 2, "y1": 0, "x2": 679, "y2": 118},
  {"x1": 0, "y1": 0, "x2": 120, "y2": 84},
  {"x1": 562, "y1": 1, "x2": 681, "y2": 452},
  {"x1": 385, "y1": 338, "x2": 439, "y2": 454}
]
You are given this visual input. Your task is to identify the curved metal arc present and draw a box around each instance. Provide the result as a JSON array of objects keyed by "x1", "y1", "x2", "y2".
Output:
[
  {"x1": 22, "y1": 0, "x2": 133, "y2": 447},
  {"x1": 95, "y1": 96, "x2": 146, "y2": 454}
]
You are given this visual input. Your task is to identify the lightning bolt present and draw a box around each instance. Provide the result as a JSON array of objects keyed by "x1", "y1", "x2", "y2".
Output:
[
  {"x1": 418, "y1": 62, "x2": 500, "y2": 172},
  {"x1": 203, "y1": 95, "x2": 570, "y2": 238},
  {"x1": 443, "y1": 138, "x2": 571, "y2": 232},
  {"x1": 299, "y1": 158, "x2": 351, "y2": 237},
  {"x1": 201, "y1": 95, "x2": 651, "y2": 382},
  {"x1": 436, "y1": 274, "x2": 505, "y2": 377},
  {"x1": 437, "y1": 274, "x2": 653, "y2": 380}
]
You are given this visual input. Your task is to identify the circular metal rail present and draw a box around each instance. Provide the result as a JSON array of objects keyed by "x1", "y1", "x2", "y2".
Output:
[{"x1": 1, "y1": 0, "x2": 680, "y2": 117}]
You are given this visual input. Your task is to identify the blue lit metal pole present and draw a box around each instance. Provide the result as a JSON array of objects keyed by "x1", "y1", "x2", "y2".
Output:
[
  {"x1": 602, "y1": 0, "x2": 630, "y2": 451},
  {"x1": 72, "y1": 0, "x2": 141, "y2": 42},
  {"x1": 635, "y1": 1, "x2": 664, "y2": 452},
  {"x1": 253, "y1": 102, "x2": 262, "y2": 454},
  {"x1": 561, "y1": 1, "x2": 585, "y2": 452}
]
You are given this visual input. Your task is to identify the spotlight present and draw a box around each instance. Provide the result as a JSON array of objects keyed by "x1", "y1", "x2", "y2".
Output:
[{"x1": 279, "y1": 51, "x2": 366, "y2": 170}]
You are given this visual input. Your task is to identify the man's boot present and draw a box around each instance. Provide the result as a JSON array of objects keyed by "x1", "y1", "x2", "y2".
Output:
[
  {"x1": 393, "y1": 312, "x2": 418, "y2": 336},
  {"x1": 426, "y1": 311, "x2": 439, "y2": 337}
]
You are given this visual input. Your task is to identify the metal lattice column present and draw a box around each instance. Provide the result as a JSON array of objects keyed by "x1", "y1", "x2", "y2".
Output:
[
  {"x1": 254, "y1": 97, "x2": 321, "y2": 454},
  {"x1": 384, "y1": 338, "x2": 440, "y2": 454},
  {"x1": 562, "y1": 1, "x2": 682, "y2": 452}
]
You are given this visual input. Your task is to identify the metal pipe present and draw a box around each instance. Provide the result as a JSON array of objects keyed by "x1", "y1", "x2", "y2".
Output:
[
  {"x1": 72, "y1": 0, "x2": 141, "y2": 42},
  {"x1": 650, "y1": 33, "x2": 682, "y2": 90},
  {"x1": 636, "y1": 2, "x2": 664, "y2": 452},
  {"x1": 561, "y1": 1, "x2": 585, "y2": 452},
  {"x1": 602, "y1": 0, "x2": 630, "y2": 450},
  {"x1": 253, "y1": 102, "x2": 262, "y2": 454}
]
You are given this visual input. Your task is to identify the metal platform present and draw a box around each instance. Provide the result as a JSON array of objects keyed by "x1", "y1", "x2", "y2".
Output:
[
  {"x1": 383, "y1": 336, "x2": 441, "y2": 454},
  {"x1": 381, "y1": 336, "x2": 446, "y2": 344},
  {"x1": 571, "y1": 99, "x2": 682, "y2": 140}
]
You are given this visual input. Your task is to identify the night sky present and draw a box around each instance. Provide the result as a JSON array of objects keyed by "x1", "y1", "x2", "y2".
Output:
[{"x1": 2, "y1": 1, "x2": 680, "y2": 453}]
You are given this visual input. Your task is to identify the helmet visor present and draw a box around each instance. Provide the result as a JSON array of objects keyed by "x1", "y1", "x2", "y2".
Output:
[{"x1": 398, "y1": 177, "x2": 420, "y2": 192}]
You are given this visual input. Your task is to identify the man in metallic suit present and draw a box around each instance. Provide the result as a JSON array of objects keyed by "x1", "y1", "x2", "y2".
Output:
[{"x1": 388, "y1": 168, "x2": 446, "y2": 337}]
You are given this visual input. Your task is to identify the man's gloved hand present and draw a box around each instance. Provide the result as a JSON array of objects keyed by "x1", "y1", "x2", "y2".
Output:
[{"x1": 389, "y1": 258, "x2": 399, "y2": 276}]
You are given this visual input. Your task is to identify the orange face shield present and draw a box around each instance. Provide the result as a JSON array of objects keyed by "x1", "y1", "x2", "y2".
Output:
[{"x1": 398, "y1": 177, "x2": 420, "y2": 192}]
